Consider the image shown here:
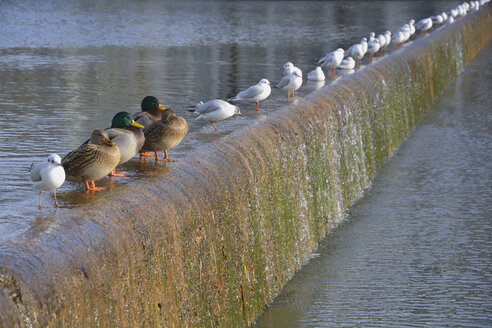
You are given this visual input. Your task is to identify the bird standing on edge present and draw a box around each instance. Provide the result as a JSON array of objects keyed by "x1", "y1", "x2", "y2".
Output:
[
  {"x1": 276, "y1": 70, "x2": 303, "y2": 101},
  {"x1": 140, "y1": 108, "x2": 188, "y2": 162},
  {"x1": 191, "y1": 99, "x2": 242, "y2": 131},
  {"x1": 62, "y1": 129, "x2": 121, "y2": 191},
  {"x1": 30, "y1": 154, "x2": 65, "y2": 209},
  {"x1": 318, "y1": 48, "x2": 344, "y2": 78},
  {"x1": 86, "y1": 112, "x2": 144, "y2": 177},
  {"x1": 133, "y1": 96, "x2": 168, "y2": 129},
  {"x1": 229, "y1": 79, "x2": 272, "y2": 112}
]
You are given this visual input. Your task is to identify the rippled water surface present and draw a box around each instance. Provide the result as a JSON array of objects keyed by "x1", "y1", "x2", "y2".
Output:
[
  {"x1": 0, "y1": 0, "x2": 463, "y2": 242},
  {"x1": 253, "y1": 42, "x2": 492, "y2": 327}
]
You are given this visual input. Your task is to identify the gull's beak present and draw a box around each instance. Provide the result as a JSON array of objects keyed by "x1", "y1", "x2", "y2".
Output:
[
  {"x1": 158, "y1": 104, "x2": 167, "y2": 111},
  {"x1": 130, "y1": 120, "x2": 144, "y2": 128}
]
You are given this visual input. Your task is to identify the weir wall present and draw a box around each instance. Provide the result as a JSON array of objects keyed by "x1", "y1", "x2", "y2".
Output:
[{"x1": 0, "y1": 6, "x2": 491, "y2": 328}]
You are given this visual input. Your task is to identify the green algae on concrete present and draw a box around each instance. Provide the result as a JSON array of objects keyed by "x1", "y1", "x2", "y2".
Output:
[{"x1": 0, "y1": 6, "x2": 491, "y2": 328}]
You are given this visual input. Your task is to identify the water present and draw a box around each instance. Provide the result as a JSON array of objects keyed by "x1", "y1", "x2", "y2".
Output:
[
  {"x1": 0, "y1": 0, "x2": 464, "y2": 242},
  {"x1": 253, "y1": 41, "x2": 492, "y2": 327}
]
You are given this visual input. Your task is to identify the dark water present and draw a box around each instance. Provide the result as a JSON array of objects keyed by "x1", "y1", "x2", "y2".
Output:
[{"x1": 253, "y1": 42, "x2": 492, "y2": 327}]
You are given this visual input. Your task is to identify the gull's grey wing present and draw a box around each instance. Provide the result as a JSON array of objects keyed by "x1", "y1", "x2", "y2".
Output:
[
  {"x1": 30, "y1": 162, "x2": 42, "y2": 182},
  {"x1": 276, "y1": 75, "x2": 290, "y2": 89},
  {"x1": 236, "y1": 84, "x2": 263, "y2": 100},
  {"x1": 195, "y1": 100, "x2": 223, "y2": 114}
]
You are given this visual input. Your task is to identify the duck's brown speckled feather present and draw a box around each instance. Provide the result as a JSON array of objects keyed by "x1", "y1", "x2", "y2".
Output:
[
  {"x1": 141, "y1": 116, "x2": 188, "y2": 153},
  {"x1": 62, "y1": 143, "x2": 120, "y2": 182}
]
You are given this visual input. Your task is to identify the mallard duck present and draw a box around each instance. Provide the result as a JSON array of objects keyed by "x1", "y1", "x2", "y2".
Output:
[
  {"x1": 30, "y1": 154, "x2": 66, "y2": 208},
  {"x1": 104, "y1": 112, "x2": 144, "y2": 177},
  {"x1": 133, "y1": 96, "x2": 168, "y2": 129},
  {"x1": 62, "y1": 129, "x2": 121, "y2": 191},
  {"x1": 140, "y1": 109, "x2": 188, "y2": 162}
]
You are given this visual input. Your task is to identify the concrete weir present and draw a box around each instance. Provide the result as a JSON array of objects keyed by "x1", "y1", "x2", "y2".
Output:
[{"x1": 1, "y1": 7, "x2": 492, "y2": 328}]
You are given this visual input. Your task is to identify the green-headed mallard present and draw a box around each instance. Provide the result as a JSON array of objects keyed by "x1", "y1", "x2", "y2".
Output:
[
  {"x1": 133, "y1": 96, "x2": 168, "y2": 129},
  {"x1": 62, "y1": 129, "x2": 121, "y2": 191},
  {"x1": 140, "y1": 108, "x2": 188, "y2": 162},
  {"x1": 104, "y1": 111, "x2": 144, "y2": 177}
]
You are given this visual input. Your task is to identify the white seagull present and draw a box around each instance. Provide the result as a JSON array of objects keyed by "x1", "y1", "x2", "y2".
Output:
[
  {"x1": 281, "y1": 62, "x2": 302, "y2": 76},
  {"x1": 345, "y1": 38, "x2": 365, "y2": 65},
  {"x1": 229, "y1": 78, "x2": 272, "y2": 112},
  {"x1": 192, "y1": 99, "x2": 242, "y2": 131},
  {"x1": 415, "y1": 17, "x2": 433, "y2": 34},
  {"x1": 30, "y1": 154, "x2": 65, "y2": 209},
  {"x1": 276, "y1": 70, "x2": 303, "y2": 101},
  {"x1": 307, "y1": 66, "x2": 325, "y2": 81},
  {"x1": 318, "y1": 48, "x2": 344, "y2": 78},
  {"x1": 338, "y1": 57, "x2": 355, "y2": 70}
]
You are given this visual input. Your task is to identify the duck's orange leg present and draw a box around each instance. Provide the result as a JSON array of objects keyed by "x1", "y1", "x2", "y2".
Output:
[
  {"x1": 83, "y1": 179, "x2": 105, "y2": 191},
  {"x1": 109, "y1": 168, "x2": 126, "y2": 177},
  {"x1": 156, "y1": 150, "x2": 177, "y2": 162}
]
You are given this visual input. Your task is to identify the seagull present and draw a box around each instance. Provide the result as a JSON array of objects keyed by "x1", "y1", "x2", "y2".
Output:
[
  {"x1": 276, "y1": 70, "x2": 303, "y2": 101},
  {"x1": 229, "y1": 78, "x2": 272, "y2": 112},
  {"x1": 431, "y1": 14, "x2": 444, "y2": 26},
  {"x1": 384, "y1": 31, "x2": 392, "y2": 48},
  {"x1": 30, "y1": 154, "x2": 65, "y2": 209},
  {"x1": 318, "y1": 48, "x2": 344, "y2": 78},
  {"x1": 415, "y1": 17, "x2": 433, "y2": 34},
  {"x1": 338, "y1": 57, "x2": 355, "y2": 70},
  {"x1": 281, "y1": 62, "x2": 302, "y2": 76},
  {"x1": 366, "y1": 38, "x2": 380, "y2": 58},
  {"x1": 345, "y1": 39, "x2": 365, "y2": 65},
  {"x1": 307, "y1": 66, "x2": 325, "y2": 81},
  {"x1": 191, "y1": 99, "x2": 242, "y2": 131},
  {"x1": 391, "y1": 31, "x2": 406, "y2": 50}
]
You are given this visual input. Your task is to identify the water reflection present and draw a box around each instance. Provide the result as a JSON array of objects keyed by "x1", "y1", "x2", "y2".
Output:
[{"x1": 0, "y1": 0, "x2": 462, "y2": 241}]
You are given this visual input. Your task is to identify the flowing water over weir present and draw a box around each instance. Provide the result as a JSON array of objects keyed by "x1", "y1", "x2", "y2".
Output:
[{"x1": 0, "y1": 4, "x2": 491, "y2": 328}]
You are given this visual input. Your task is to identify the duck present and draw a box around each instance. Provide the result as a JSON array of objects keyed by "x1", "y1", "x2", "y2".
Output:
[
  {"x1": 307, "y1": 66, "x2": 325, "y2": 81},
  {"x1": 191, "y1": 99, "x2": 242, "y2": 131},
  {"x1": 228, "y1": 78, "x2": 272, "y2": 112},
  {"x1": 276, "y1": 70, "x2": 303, "y2": 101},
  {"x1": 62, "y1": 129, "x2": 120, "y2": 191},
  {"x1": 139, "y1": 109, "x2": 188, "y2": 162},
  {"x1": 30, "y1": 154, "x2": 66, "y2": 208},
  {"x1": 103, "y1": 112, "x2": 144, "y2": 176},
  {"x1": 133, "y1": 96, "x2": 168, "y2": 129}
]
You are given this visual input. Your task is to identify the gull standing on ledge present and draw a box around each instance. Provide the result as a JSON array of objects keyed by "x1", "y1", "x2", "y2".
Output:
[
  {"x1": 30, "y1": 154, "x2": 65, "y2": 209},
  {"x1": 318, "y1": 48, "x2": 344, "y2": 78},
  {"x1": 191, "y1": 99, "x2": 242, "y2": 131},
  {"x1": 276, "y1": 70, "x2": 303, "y2": 101},
  {"x1": 229, "y1": 79, "x2": 272, "y2": 112}
]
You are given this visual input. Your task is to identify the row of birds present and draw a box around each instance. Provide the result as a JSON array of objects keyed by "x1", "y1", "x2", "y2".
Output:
[{"x1": 30, "y1": 0, "x2": 489, "y2": 209}]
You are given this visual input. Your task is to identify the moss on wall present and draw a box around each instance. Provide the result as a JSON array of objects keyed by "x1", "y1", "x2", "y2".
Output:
[{"x1": 0, "y1": 6, "x2": 491, "y2": 328}]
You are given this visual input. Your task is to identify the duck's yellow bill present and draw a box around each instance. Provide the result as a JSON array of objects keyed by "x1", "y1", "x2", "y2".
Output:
[
  {"x1": 130, "y1": 120, "x2": 144, "y2": 128},
  {"x1": 158, "y1": 104, "x2": 167, "y2": 110}
]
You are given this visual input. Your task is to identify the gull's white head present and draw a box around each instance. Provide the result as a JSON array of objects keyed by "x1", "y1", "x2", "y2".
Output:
[
  {"x1": 47, "y1": 154, "x2": 62, "y2": 166},
  {"x1": 282, "y1": 62, "x2": 294, "y2": 70},
  {"x1": 259, "y1": 78, "x2": 271, "y2": 86}
]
